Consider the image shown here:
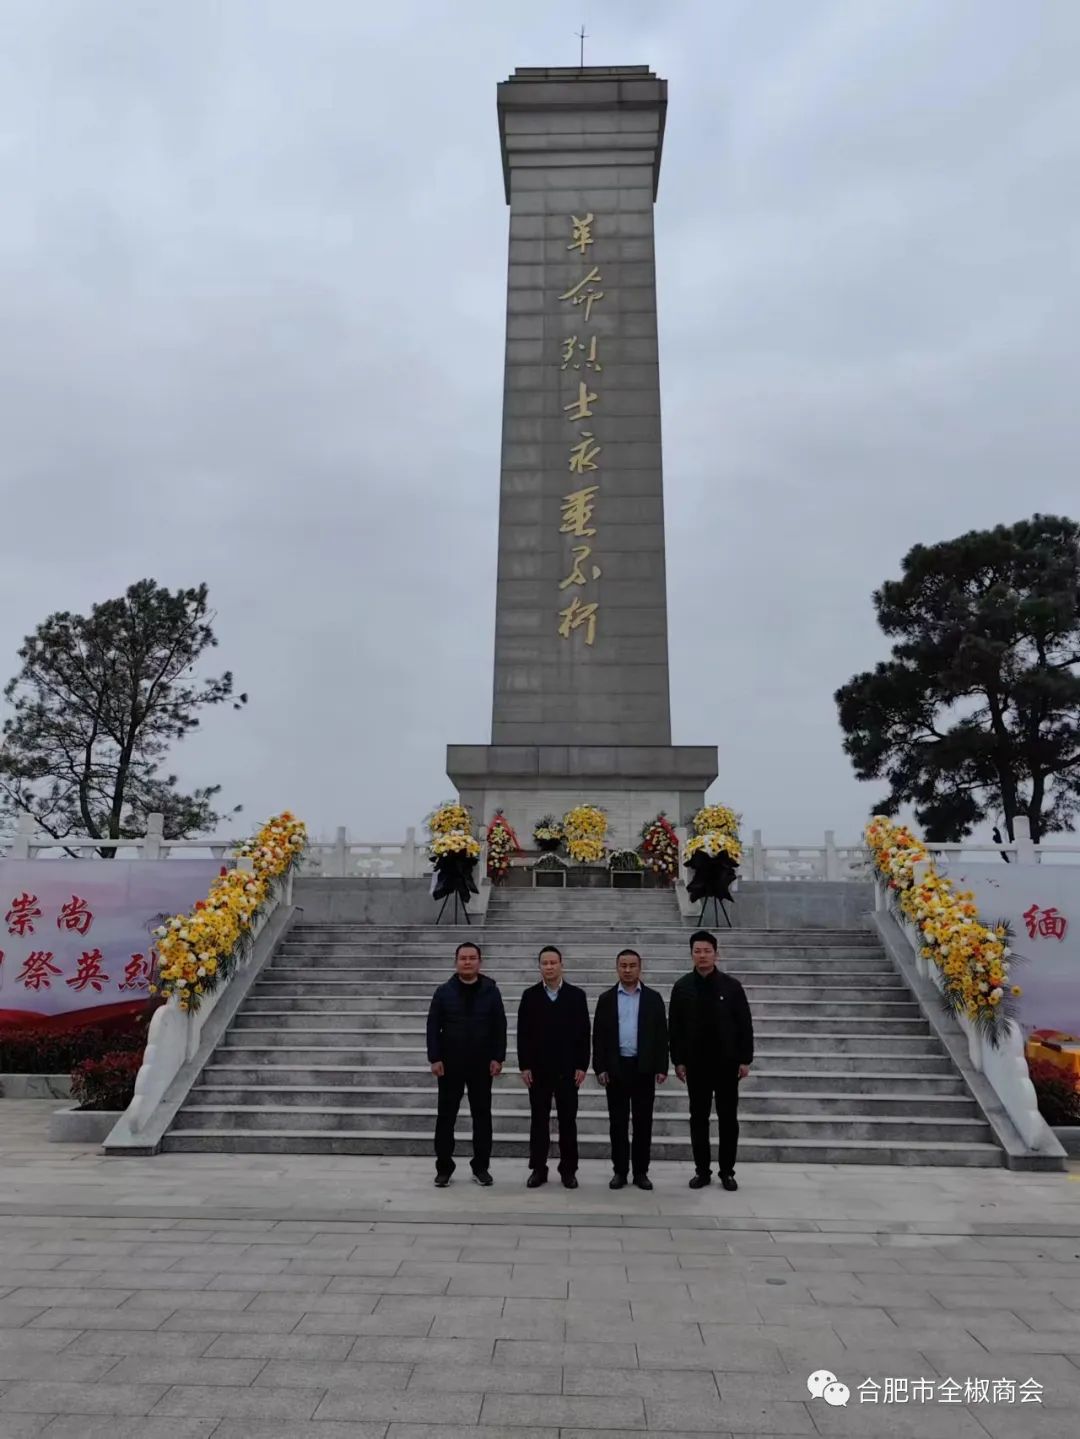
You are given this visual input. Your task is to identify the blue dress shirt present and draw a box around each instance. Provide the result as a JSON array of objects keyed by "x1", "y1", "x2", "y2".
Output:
[{"x1": 617, "y1": 983, "x2": 641, "y2": 1057}]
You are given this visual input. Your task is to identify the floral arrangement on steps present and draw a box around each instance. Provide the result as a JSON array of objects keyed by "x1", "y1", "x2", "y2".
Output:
[
  {"x1": 427, "y1": 800, "x2": 480, "y2": 908},
  {"x1": 608, "y1": 848, "x2": 644, "y2": 872},
  {"x1": 686, "y1": 804, "x2": 742, "y2": 862},
  {"x1": 640, "y1": 813, "x2": 679, "y2": 884},
  {"x1": 562, "y1": 804, "x2": 607, "y2": 864},
  {"x1": 685, "y1": 831, "x2": 742, "y2": 862},
  {"x1": 533, "y1": 815, "x2": 564, "y2": 853},
  {"x1": 429, "y1": 831, "x2": 481, "y2": 859},
  {"x1": 234, "y1": 812, "x2": 309, "y2": 879},
  {"x1": 426, "y1": 800, "x2": 480, "y2": 860},
  {"x1": 684, "y1": 801, "x2": 742, "y2": 906},
  {"x1": 152, "y1": 811, "x2": 307, "y2": 1013},
  {"x1": 486, "y1": 810, "x2": 521, "y2": 882},
  {"x1": 426, "y1": 801, "x2": 472, "y2": 836},
  {"x1": 865, "y1": 816, "x2": 1020, "y2": 1044}
]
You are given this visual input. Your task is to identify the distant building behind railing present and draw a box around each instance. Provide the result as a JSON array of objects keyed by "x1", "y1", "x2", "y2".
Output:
[{"x1": 3, "y1": 813, "x2": 1078, "y2": 877}]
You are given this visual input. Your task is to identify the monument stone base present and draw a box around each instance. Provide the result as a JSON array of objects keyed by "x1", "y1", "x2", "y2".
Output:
[{"x1": 446, "y1": 743, "x2": 718, "y2": 850}]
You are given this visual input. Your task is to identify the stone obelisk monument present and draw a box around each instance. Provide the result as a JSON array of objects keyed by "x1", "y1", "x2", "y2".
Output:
[{"x1": 447, "y1": 66, "x2": 717, "y2": 845}]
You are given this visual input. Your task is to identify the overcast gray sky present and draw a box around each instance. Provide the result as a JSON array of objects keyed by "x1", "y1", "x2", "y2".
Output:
[{"x1": 1, "y1": 0, "x2": 1078, "y2": 845}]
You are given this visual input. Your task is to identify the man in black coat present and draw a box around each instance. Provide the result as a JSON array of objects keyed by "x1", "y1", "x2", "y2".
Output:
[
  {"x1": 592, "y1": 948, "x2": 669, "y2": 1191},
  {"x1": 426, "y1": 940, "x2": 507, "y2": 1187},
  {"x1": 517, "y1": 945, "x2": 591, "y2": 1189},
  {"x1": 669, "y1": 929, "x2": 754, "y2": 1191}
]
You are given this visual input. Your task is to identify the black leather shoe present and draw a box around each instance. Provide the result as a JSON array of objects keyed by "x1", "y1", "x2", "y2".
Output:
[
  {"x1": 609, "y1": 1174, "x2": 627, "y2": 1190},
  {"x1": 434, "y1": 1173, "x2": 451, "y2": 1188},
  {"x1": 526, "y1": 1171, "x2": 548, "y2": 1188},
  {"x1": 562, "y1": 1174, "x2": 579, "y2": 1189},
  {"x1": 472, "y1": 1170, "x2": 494, "y2": 1187},
  {"x1": 720, "y1": 1173, "x2": 738, "y2": 1191},
  {"x1": 633, "y1": 1175, "x2": 654, "y2": 1191},
  {"x1": 688, "y1": 1173, "x2": 711, "y2": 1190}
]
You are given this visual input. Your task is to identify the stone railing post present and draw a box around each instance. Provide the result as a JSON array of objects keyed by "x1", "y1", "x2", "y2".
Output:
[
  {"x1": 1014, "y1": 816, "x2": 1036, "y2": 866},
  {"x1": 749, "y1": 829, "x2": 765, "y2": 881},
  {"x1": 909, "y1": 859, "x2": 931, "y2": 980},
  {"x1": 333, "y1": 826, "x2": 348, "y2": 878},
  {"x1": 142, "y1": 812, "x2": 164, "y2": 861},
  {"x1": 824, "y1": 829, "x2": 838, "y2": 881},
  {"x1": 402, "y1": 826, "x2": 419, "y2": 878},
  {"x1": 10, "y1": 812, "x2": 36, "y2": 860}
]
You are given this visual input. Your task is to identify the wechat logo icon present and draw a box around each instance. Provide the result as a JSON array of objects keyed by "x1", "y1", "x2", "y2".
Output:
[{"x1": 807, "y1": 1370, "x2": 850, "y2": 1407}]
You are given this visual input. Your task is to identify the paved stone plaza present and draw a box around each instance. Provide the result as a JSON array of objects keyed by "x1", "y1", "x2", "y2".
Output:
[{"x1": 2, "y1": 1101, "x2": 1080, "y2": 1437}]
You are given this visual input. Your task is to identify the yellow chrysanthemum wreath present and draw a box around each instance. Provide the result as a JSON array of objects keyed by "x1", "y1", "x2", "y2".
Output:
[
  {"x1": 427, "y1": 801, "x2": 472, "y2": 836},
  {"x1": 153, "y1": 812, "x2": 307, "y2": 1012},
  {"x1": 686, "y1": 803, "x2": 742, "y2": 865},
  {"x1": 866, "y1": 816, "x2": 1020, "y2": 1041},
  {"x1": 562, "y1": 803, "x2": 607, "y2": 864},
  {"x1": 426, "y1": 799, "x2": 480, "y2": 860}
]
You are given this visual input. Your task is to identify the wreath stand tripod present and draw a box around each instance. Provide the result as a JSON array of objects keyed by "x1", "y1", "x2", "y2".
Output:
[
  {"x1": 436, "y1": 892, "x2": 471, "y2": 926},
  {"x1": 697, "y1": 895, "x2": 733, "y2": 929}
]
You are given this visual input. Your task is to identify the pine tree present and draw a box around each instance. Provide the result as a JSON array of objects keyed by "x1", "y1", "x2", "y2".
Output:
[
  {"x1": 835, "y1": 515, "x2": 1080, "y2": 842},
  {"x1": 1, "y1": 579, "x2": 246, "y2": 853}
]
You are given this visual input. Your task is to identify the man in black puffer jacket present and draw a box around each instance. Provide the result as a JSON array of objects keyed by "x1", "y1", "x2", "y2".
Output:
[
  {"x1": 669, "y1": 929, "x2": 754, "y2": 1192},
  {"x1": 427, "y1": 941, "x2": 507, "y2": 1187}
]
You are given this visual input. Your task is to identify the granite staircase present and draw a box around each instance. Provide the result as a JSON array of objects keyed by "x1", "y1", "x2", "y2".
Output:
[{"x1": 163, "y1": 888, "x2": 1003, "y2": 1165}]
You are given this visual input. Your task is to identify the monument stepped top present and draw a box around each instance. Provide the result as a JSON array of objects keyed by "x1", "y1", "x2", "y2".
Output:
[{"x1": 506, "y1": 65, "x2": 658, "y2": 81}]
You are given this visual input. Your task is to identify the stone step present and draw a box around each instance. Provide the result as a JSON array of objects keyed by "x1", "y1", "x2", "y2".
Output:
[
  {"x1": 167, "y1": 905, "x2": 999, "y2": 1168},
  {"x1": 216, "y1": 1042, "x2": 955, "y2": 1069},
  {"x1": 251, "y1": 986, "x2": 913, "y2": 1008},
  {"x1": 271, "y1": 952, "x2": 893, "y2": 966},
  {"x1": 282, "y1": 933, "x2": 879, "y2": 947},
  {"x1": 255, "y1": 984, "x2": 908, "y2": 1004},
  {"x1": 170, "y1": 1103, "x2": 993, "y2": 1144},
  {"x1": 271, "y1": 956, "x2": 897, "y2": 974},
  {"x1": 161, "y1": 1129, "x2": 1003, "y2": 1166},
  {"x1": 257, "y1": 967, "x2": 897, "y2": 990},
  {"x1": 290, "y1": 927, "x2": 880, "y2": 945},
  {"x1": 201, "y1": 1064, "x2": 970, "y2": 1094},
  {"x1": 480, "y1": 900, "x2": 681, "y2": 907},
  {"x1": 189, "y1": 1085, "x2": 980, "y2": 1120},
  {"x1": 230, "y1": 1009, "x2": 929, "y2": 1034},
  {"x1": 221, "y1": 1028, "x2": 941, "y2": 1054},
  {"x1": 242, "y1": 993, "x2": 921, "y2": 1019}
]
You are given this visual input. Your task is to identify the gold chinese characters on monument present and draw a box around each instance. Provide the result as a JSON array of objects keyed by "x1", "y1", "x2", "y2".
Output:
[{"x1": 557, "y1": 213, "x2": 606, "y2": 647}]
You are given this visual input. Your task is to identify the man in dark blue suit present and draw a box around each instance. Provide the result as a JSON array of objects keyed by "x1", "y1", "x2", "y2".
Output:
[
  {"x1": 517, "y1": 945, "x2": 591, "y2": 1189},
  {"x1": 592, "y1": 948, "x2": 669, "y2": 1190}
]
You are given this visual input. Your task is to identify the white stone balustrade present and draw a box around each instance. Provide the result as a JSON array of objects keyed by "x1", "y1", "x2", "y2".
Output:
[
  {"x1": 875, "y1": 870, "x2": 1060, "y2": 1156},
  {"x1": 4, "y1": 814, "x2": 1078, "y2": 876},
  {"x1": 123, "y1": 859, "x2": 290, "y2": 1133}
]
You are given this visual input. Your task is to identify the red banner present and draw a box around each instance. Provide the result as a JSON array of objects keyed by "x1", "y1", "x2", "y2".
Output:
[{"x1": 0, "y1": 859, "x2": 222, "y2": 1027}]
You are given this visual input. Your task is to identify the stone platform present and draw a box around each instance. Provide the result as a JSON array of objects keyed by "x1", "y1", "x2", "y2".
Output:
[{"x1": 2, "y1": 1098, "x2": 1080, "y2": 1436}]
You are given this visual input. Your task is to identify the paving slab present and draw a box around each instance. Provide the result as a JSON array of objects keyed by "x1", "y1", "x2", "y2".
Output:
[{"x1": 0, "y1": 1101, "x2": 1078, "y2": 1437}]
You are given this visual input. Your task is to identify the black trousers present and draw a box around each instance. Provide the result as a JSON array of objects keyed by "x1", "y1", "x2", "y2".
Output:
[
  {"x1": 686, "y1": 1064, "x2": 740, "y2": 1176},
  {"x1": 435, "y1": 1066, "x2": 493, "y2": 1175},
  {"x1": 528, "y1": 1071, "x2": 579, "y2": 1176},
  {"x1": 606, "y1": 1058, "x2": 656, "y2": 1178}
]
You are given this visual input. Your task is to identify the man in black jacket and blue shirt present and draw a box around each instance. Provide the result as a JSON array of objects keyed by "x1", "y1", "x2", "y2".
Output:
[
  {"x1": 592, "y1": 948, "x2": 669, "y2": 1191},
  {"x1": 517, "y1": 945, "x2": 591, "y2": 1189},
  {"x1": 669, "y1": 929, "x2": 754, "y2": 1191},
  {"x1": 427, "y1": 941, "x2": 507, "y2": 1188}
]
